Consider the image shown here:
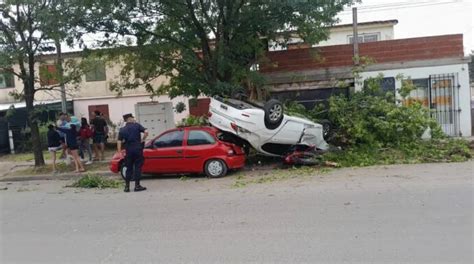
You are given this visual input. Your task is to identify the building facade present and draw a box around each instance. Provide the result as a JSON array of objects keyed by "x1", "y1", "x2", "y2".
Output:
[
  {"x1": 269, "y1": 20, "x2": 397, "y2": 51},
  {"x1": 0, "y1": 53, "x2": 191, "y2": 127},
  {"x1": 0, "y1": 20, "x2": 471, "y2": 153},
  {"x1": 261, "y1": 34, "x2": 472, "y2": 137}
]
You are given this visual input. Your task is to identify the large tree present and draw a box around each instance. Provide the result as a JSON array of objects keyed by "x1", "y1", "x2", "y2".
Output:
[
  {"x1": 0, "y1": 0, "x2": 85, "y2": 166},
  {"x1": 87, "y1": 0, "x2": 356, "y2": 98}
]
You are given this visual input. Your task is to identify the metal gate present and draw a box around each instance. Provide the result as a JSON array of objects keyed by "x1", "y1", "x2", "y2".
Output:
[
  {"x1": 0, "y1": 119, "x2": 9, "y2": 153},
  {"x1": 429, "y1": 74, "x2": 461, "y2": 136}
]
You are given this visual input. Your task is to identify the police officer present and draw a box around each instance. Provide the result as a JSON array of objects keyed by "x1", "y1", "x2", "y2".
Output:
[{"x1": 117, "y1": 113, "x2": 149, "y2": 192}]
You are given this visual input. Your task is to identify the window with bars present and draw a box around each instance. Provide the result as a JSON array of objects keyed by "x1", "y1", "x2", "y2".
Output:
[
  {"x1": 403, "y1": 78, "x2": 430, "y2": 107},
  {"x1": 348, "y1": 33, "x2": 380, "y2": 44}
]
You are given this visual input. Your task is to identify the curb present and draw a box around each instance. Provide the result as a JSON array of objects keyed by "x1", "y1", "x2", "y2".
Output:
[
  {"x1": 0, "y1": 171, "x2": 117, "y2": 182},
  {"x1": 0, "y1": 164, "x2": 281, "y2": 183}
]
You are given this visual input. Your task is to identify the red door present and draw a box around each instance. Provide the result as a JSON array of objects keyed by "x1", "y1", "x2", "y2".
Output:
[
  {"x1": 142, "y1": 130, "x2": 184, "y2": 173},
  {"x1": 183, "y1": 129, "x2": 220, "y2": 172},
  {"x1": 88, "y1": 105, "x2": 110, "y2": 121}
]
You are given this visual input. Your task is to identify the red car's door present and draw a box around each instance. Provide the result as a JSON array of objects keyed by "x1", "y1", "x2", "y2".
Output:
[
  {"x1": 143, "y1": 129, "x2": 185, "y2": 173},
  {"x1": 183, "y1": 129, "x2": 220, "y2": 172}
]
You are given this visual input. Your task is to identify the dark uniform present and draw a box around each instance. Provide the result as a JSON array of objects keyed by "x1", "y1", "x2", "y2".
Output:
[{"x1": 118, "y1": 115, "x2": 147, "y2": 192}]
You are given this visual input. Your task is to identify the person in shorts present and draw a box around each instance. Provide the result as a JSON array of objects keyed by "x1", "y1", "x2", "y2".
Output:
[
  {"x1": 57, "y1": 124, "x2": 85, "y2": 173},
  {"x1": 47, "y1": 124, "x2": 62, "y2": 173},
  {"x1": 79, "y1": 117, "x2": 93, "y2": 164},
  {"x1": 91, "y1": 111, "x2": 108, "y2": 161},
  {"x1": 56, "y1": 112, "x2": 68, "y2": 159}
]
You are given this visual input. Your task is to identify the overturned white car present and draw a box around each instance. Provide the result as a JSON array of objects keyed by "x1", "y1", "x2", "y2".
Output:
[{"x1": 209, "y1": 96, "x2": 329, "y2": 157}]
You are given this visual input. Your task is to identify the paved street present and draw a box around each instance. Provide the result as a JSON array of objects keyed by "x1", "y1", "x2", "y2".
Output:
[{"x1": 1, "y1": 161, "x2": 473, "y2": 263}]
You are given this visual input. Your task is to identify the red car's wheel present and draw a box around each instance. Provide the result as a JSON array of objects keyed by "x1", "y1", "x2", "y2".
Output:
[{"x1": 204, "y1": 159, "x2": 228, "y2": 178}]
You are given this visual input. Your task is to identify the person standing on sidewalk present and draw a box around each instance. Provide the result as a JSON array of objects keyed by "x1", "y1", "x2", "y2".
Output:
[
  {"x1": 47, "y1": 124, "x2": 62, "y2": 173},
  {"x1": 117, "y1": 113, "x2": 148, "y2": 192},
  {"x1": 57, "y1": 124, "x2": 86, "y2": 173},
  {"x1": 91, "y1": 111, "x2": 108, "y2": 161},
  {"x1": 79, "y1": 118, "x2": 93, "y2": 165},
  {"x1": 56, "y1": 112, "x2": 68, "y2": 160}
]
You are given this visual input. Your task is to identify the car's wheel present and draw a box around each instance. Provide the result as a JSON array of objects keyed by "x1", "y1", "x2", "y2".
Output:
[
  {"x1": 264, "y1": 99, "x2": 284, "y2": 129},
  {"x1": 319, "y1": 119, "x2": 332, "y2": 140},
  {"x1": 119, "y1": 162, "x2": 127, "y2": 181},
  {"x1": 204, "y1": 159, "x2": 228, "y2": 178}
]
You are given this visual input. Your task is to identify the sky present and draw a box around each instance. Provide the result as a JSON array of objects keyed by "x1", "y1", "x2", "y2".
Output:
[{"x1": 337, "y1": 0, "x2": 473, "y2": 54}]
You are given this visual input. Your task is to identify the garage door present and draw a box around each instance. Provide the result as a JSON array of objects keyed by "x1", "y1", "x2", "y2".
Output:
[
  {"x1": 0, "y1": 118, "x2": 9, "y2": 153},
  {"x1": 135, "y1": 102, "x2": 175, "y2": 139}
]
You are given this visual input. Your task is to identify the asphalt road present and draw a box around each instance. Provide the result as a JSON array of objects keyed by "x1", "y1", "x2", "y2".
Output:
[{"x1": 1, "y1": 161, "x2": 473, "y2": 263}]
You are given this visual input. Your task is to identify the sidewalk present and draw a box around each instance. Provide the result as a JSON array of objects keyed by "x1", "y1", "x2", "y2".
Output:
[
  {"x1": 0, "y1": 170, "x2": 115, "y2": 182},
  {"x1": 0, "y1": 161, "x2": 34, "y2": 177},
  {"x1": 0, "y1": 160, "x2": 115, "y2": 182}
]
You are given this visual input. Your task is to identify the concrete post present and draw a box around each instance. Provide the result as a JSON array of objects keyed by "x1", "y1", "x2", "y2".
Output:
[
  {"x1": 8, "y1": 129, "x2": 15, "y2": 154},
  {"x1": 352, "y1": 7, "x2": 359, "y2": 65}
]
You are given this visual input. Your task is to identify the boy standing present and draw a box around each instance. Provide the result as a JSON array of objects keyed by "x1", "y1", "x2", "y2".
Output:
[{"x1": 91, "y1": 111, "x2": 108, "y2": 161}]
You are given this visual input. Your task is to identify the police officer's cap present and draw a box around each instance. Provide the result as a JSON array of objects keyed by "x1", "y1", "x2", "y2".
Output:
[{"x1": 123, "y1": 113, "x2": 134, "y2": 121}]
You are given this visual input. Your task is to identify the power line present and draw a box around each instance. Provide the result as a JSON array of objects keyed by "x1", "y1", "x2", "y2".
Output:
[
  {"x1": 344, "y1": 0, "x2": 464, "y2": 10},
  {"x1": 343, "y1": 0, "x2": 434, "y2": 11},
  {"x1": 340, "y1": 0, "x2": 464, "y2": 13}
]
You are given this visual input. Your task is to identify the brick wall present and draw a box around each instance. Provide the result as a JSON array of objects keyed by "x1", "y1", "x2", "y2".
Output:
[
  {"x1": 189, "y1": 98, "x2": 210, "y2": 117},
  {"x1": 261, "y1": 34, "x2": 464, "y2": 73}
]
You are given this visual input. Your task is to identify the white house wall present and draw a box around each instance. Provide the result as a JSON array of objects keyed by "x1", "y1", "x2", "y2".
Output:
[
  {"x1": 268, "y1": 24, "x2": 395, "y2": 51},
  {"x1": 73, "y1": 95, "x2": 190, "y2": 127},
  {"x1": 357, "y1": 63, "x2": 471, "y2": 137},
  {"x1": 316, "y1": 25, "x2": 395, "y2": 47}
]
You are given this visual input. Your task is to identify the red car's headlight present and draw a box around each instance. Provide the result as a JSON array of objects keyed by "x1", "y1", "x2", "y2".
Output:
[{"x1": 112, "y1": 151, "x2": 125, "y2": 160}]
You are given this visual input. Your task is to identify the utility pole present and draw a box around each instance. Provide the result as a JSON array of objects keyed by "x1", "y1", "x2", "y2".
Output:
[
  {"x1": 55, "y1": 39, "x2": 67, "y2": 113},
  {"x1": 352, "y1": 7, "x2": 359, "y2": 65}
]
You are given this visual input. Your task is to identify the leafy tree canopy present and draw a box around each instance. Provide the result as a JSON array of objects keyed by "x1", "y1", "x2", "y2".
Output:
[
  {"x1": 0, "y1": 0, "x2": 88, "y2": 166},
  {"x1": 86, "y1": 0, "x2": 357, "y2": 98}
]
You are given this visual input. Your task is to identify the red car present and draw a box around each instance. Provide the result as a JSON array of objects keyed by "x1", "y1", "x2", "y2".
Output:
[{"x1": 110, "y1": 126, "x2": 246, "y2": 178}]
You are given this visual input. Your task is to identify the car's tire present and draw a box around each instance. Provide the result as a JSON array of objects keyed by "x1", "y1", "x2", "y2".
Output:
[
  {"x1": 264, "y1": 99, "x2": 284, "y2": 130},
  {"x1": 119, "y1": 162, "x2": 127, "y2": 181},
  {"x1": 204, "y1": 159, "x2": 228, "y2": 178},
  {"x1": 319, "y1": 119, "x2": 332, "y2": 140}
]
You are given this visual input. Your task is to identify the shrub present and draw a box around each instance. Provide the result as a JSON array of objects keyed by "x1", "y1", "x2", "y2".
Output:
[
  {"x1": 68, "y1": 174, "x2": 122, "y2": 189},
  {"x1": 286, "y1": 75, "x2": 445, "y2": 148},
  {"x1": 328, "y1": 93, "x2": 441, "y2": 147},
  {"x1": 323, "y1": 139, "x2": 472, "y2": 167},
  {"x1": 177, "y1": 115, "x2": 208, "y2": 127}
]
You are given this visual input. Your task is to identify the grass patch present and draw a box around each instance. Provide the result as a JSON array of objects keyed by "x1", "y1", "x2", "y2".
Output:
[
  {"x1": 322, "y1": 139, "x2": 473, "y2": 167},
  {"x1": 0, "y1": 151, "x2": 51, "y2": 163},
  {"x1": 11, "y1": 163, "x2": 69, "y2": 175},
  {"x1": 67, "y1": 174, "x2": 122, "y2": 189},
  {"x1": 179, "y1": 175, "x2": 190, "y2": 181},
  {"x1": 9, "y1": 160, "x2": 109, "y2": 176}
]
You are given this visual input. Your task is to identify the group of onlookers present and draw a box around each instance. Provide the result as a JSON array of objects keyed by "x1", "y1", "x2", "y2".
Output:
[{"x1": 47, "y1": 111, "x2": 108, "y2": 173}]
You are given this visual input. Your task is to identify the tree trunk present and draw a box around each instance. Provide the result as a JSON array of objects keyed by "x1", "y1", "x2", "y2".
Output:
[
  {"x1": 24, "y1": 88, "x2": 45, "y2": 166},
  {"x1": 26, "y1": 52, "x2": 45, "y2": 167}
]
